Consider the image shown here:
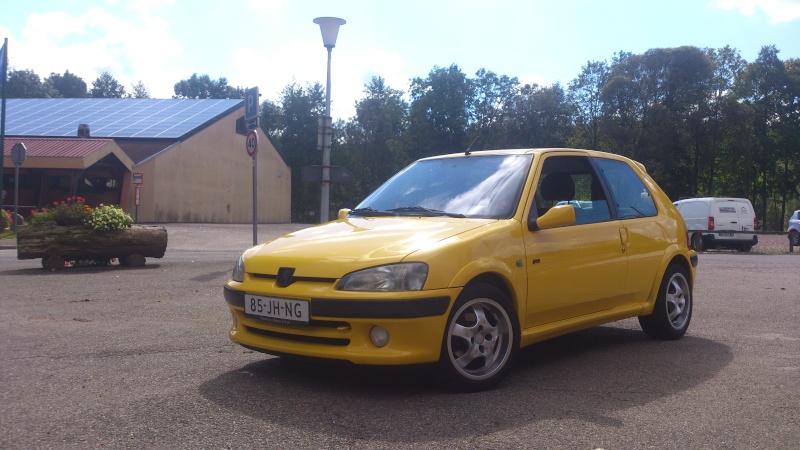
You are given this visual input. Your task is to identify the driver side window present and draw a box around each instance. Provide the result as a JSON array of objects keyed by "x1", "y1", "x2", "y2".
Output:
[{"x1": 532, "y1": 156, "x2": 612, "y2": 225}]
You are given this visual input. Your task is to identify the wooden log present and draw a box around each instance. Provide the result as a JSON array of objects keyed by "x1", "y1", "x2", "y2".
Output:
[{"x1": 16, "y1": 223, "x2": 168, "y2": 262}]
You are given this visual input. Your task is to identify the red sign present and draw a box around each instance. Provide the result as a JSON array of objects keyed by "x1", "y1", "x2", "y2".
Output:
[
  {"x1": 134, "y1": 185, "x2": 141, "y2": 206},
  {"x1": 246, "y1": 129, "x2": 258, "y2": 157}
]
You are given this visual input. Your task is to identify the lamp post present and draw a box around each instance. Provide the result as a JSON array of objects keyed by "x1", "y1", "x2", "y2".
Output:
[{"x1": 313, "y1": 16, "x2": 345, "y2": 223}]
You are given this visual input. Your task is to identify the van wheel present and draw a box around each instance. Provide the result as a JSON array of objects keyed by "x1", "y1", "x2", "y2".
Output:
[
  {"x1": 690, "y1": 233, "x2": 704, "y2": 252},
  {"x1": 437, "y1": 283, "x2": 519, "y2": 392},
  {"x1": 737, "y1": 244, "x2": 752, "y2": 252},
  {"x1": 639, "y1": 264, "x2": 692, "y2": 340}
]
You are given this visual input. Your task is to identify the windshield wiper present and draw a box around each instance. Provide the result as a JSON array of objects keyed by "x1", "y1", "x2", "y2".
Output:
[
  {"x1": 387, "y1": 206, "x2": 466, "y2": 218},
  {"x1": 348, "y1": 207, "x2": 398, "y2": 217}
]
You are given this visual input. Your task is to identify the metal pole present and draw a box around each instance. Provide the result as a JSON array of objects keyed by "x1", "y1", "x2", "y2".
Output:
[
  {"x1": 252, "y1": 153, "x2": 258, "y2": 245},
  {"x1": 13, "y1": 164, "x2": 19, "y2": 232},
  {"x1": 0, "y1": 38, "x2": 7, "y2": 210},
  {"x1": 320, "y1": 46, "x2": 332, "y2": 223}
]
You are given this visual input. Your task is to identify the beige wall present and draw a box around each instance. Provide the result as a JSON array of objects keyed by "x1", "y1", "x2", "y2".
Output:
[{"x1": 123, "y1": 107, "x2": 291, "y2": 223}]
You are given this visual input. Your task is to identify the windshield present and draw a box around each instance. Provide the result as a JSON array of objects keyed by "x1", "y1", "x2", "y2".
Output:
[{"x1": 352, "y1": 154, "x2": 533, "y2": 219}]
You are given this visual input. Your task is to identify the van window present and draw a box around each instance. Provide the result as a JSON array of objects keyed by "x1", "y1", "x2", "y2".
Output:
[
  {"x1": 594, "y1": 158, "x2": 657, "y2": 219},
  {"x1": 680, "y1": 201, "x2": 706, "y2": 218}
]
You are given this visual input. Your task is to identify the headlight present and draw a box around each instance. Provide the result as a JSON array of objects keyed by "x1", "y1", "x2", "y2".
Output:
[
  {"x1": 338, "y1": 263, "x2": 428, "y2": 291},
  {"x1": 231, "y1": 257, "x2": 245, "y2": 282}
]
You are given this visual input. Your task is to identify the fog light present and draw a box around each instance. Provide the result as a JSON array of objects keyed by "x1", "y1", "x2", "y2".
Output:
[{"x1": 369, "y1": 326, "x2": 389, "y2": 347}]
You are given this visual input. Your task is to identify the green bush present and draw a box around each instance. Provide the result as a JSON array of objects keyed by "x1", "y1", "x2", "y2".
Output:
[
  {"x1": 1, "y1": 209, "x2": 11, "y2": 230},
  {"x1": 85, "y1": 205, "x2": 133, "y2": 231}
]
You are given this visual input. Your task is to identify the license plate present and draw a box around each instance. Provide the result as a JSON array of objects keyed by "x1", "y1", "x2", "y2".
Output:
[
  {"x1": 244, "y1": 294, "x2": 309, "y2": 324},
  {"x1": 719, "y1": 232, "x2": 735, "y2": 237}
]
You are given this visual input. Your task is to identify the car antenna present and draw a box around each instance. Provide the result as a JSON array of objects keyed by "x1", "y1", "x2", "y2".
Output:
[{"x1": 465, "y1": 133, "x2": 481, "y2": 155}]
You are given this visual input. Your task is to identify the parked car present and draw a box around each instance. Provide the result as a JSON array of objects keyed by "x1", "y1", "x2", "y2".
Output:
[
  {"x1": 788, "y1": 210, "x2": 800, "y2": 246},
  {"x1": 224, "y1": 148, "x2": 698, "y2": 391},
  {"x1": 673, "y1": 197, "x2": 759, "y2": 252}
]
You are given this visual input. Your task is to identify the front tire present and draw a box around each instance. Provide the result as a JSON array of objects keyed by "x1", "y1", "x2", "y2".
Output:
[
  {"x1": 639, "y1": 264, "x2": 692, "y2": 340},
  {"x1": 437, "y1": 284, "x2": 519, "y2": 392}
]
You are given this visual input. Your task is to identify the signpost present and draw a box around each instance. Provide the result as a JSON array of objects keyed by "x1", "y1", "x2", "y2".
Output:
[
  {"x1": 246, "y1": 129, "x2": 258, "y2": 245},
  {"x1": 244, "y1": 87, "x2": 261, "y2": 245},
  {"x1": 11, "y1": 142, "x2": 26, "y2": 232},
  {"x1": 132, "y1": 172, "x2": 143, "y2": 223}
]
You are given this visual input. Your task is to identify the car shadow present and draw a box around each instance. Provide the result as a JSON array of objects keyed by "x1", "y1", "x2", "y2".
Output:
[{"x1": 198, "y1": 325, "x2": 732, "y2": 443}]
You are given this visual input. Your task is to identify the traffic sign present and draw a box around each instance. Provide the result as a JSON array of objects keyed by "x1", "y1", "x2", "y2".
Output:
[
  {"x1": 11, "y1": 142, "x2": 26, "y2": 166},
  {"x1": 245, "y1": 116, "x2": 259, "y2": 130},
  {"x1": 246, "y1": 129, "x2": 258, "y2": 157},
  {"x1": 245, "y1": 87, "x2": 259, "y2": 130},
  {"x1": 301, "y1": 165, "x2": 354, "y2": 183}
]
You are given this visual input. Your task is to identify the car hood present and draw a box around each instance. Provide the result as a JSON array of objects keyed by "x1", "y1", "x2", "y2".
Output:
[{"x1": 243, "y1": 217, "x2": 492, "y2": 278}]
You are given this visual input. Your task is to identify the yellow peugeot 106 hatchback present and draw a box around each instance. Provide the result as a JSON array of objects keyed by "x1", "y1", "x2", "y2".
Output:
[{"x1": 224, "y1": 148, "x2": 698, "y2": 391}]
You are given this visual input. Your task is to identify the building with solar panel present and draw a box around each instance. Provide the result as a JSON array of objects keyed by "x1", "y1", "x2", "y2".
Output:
[{"x1": 1, "y1": 98, "x2": 291, "y2": 224}]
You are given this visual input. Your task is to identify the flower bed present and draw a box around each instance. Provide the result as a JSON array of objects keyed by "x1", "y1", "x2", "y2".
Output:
[{"x1": 17, "y1": 197, "x2": 167, "y2": 270}]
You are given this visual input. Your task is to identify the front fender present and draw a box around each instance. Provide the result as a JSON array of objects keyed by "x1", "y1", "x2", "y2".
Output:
[{"x1": 448, "y1": 257, "x2": 526, "y2": 316}]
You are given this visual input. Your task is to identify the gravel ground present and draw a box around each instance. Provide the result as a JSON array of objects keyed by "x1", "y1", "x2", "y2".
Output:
[{"x1": 704, "y1": 232, "x2": 797, "y2": 255}]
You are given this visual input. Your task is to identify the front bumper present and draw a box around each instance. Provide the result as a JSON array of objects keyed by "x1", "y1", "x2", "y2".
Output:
[{"x1": 223, "y1": 285, "x2": 458, "y2": 365}]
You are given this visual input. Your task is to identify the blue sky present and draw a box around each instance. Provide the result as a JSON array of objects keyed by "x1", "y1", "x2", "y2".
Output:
[{"x1": 1, "y1": 0, "x2": 799, "y2": 120}]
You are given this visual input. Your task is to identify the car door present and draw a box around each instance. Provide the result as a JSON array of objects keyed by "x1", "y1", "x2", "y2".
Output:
[
  {"x1": 593, "y1": 157, "x2": 665, "y2": 303},
  {"x1": 522, "y1": 154, "x2": 628, "y2": 328}
]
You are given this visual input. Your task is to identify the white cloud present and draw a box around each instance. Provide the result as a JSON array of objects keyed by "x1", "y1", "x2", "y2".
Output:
[
  {"x1": 10, "y1": 3, "x2": 181, "y2": 97},
  {"x1": 228, "y1": 40, "x2": 411, "y2": 121},
  {"x1": 715, "y1": 0, "x2": 800, "y2": 22}
]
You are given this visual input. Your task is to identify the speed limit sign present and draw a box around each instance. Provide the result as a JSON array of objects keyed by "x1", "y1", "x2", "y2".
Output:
[{"x1": 246, "y1": 129, "x2": 258, "y2": 157}]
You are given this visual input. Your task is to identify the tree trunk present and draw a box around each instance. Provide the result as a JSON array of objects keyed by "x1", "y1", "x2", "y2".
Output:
[{"x1": 16, "y1": 223, "x2": 168, "y2": 262}]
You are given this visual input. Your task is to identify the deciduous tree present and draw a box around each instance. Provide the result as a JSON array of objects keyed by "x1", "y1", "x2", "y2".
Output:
[{"x1": 90, "y1": 71, "x2": 126, "y2": 98}]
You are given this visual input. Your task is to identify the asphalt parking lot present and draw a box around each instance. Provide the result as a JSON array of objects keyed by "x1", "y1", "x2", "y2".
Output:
[{"x1": 1, "y1": 224, "x2": 798, "y2": 449}]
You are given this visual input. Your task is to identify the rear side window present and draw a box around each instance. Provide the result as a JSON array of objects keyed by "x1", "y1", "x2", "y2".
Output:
[
  {"x1": 680, "y1": 202, "x2": 706, "y2": 218},
  {"x1": 594, "y1": 158, "x2": 657, "y2": 219}
]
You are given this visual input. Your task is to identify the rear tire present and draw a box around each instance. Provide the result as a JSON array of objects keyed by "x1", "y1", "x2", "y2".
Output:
[
  {"x1": 789, "y1": 230, "x2": 800, "y2": 247},
  {"x1": 437, "y1": 283, "x2": 519, "y2": 392},
  {"x1": 690, "y1": 233, "x2": 704, "y2": 252},
  {"x1": 639, "y1": 264, "x2": 692, "y2": 340}
]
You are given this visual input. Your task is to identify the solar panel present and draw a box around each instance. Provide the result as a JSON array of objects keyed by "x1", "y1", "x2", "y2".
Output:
[{"x1": 3, "y1": 98, "x2": 244, "y2": 139}]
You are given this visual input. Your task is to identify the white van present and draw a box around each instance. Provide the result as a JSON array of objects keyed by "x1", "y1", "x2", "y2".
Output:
[{"x1": 673, "y1": 197, "x2": 759, "y2": 252}]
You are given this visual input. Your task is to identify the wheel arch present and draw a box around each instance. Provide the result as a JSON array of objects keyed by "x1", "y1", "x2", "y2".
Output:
[
  {"x1": 448, "y1": 258, "x2": 524, "y2": 319},
  {"x1": 640, "y1": 249, "x2": 694, "y2": 316}
]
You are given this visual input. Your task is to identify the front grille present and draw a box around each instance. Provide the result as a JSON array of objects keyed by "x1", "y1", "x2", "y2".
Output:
[
  {"x1": 245, "y1": 326, "x2": 350, "y2": 347},
  {"x1": 250, "y1": 273, "x2": 337, "y2": 284}
]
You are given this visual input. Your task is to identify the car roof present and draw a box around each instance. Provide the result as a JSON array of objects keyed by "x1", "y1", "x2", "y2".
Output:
[{"x1": 420, "y1": 148, "x2": 648, "y2": 172}]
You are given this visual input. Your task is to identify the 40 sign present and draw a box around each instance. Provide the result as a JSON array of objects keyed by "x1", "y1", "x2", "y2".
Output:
[{"x1": 246, "y1": 129, "x2": 258, "y2": 157}]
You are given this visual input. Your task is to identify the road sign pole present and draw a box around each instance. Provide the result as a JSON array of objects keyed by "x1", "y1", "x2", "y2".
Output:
[
  {"x1": 11, "y1": 142, "x2": 26, "y2": 232},
  {"x1": 252, "y1": 154, "x2": 257, "y2": 245},
  {"x1": 246, "y1": 129, "x2": 259, "y2": 245}
]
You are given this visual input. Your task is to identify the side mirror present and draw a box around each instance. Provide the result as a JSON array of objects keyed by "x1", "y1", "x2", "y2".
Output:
[
  {"x1": 529, "y1": 205, "x2": 576, "y2": 231},
  {"x1": 337, "y1": 209, "x2": 351, "y2": 220}
]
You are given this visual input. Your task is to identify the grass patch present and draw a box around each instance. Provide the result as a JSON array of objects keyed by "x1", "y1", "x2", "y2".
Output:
[{"x1": 0, "y1": 230, "x2": 16, "y2": 240}]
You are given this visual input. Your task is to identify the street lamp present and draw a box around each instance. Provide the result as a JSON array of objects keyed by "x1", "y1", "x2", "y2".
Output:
[{"x1": 313, "y1": 16, "x2": 345, "y2": 223}]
